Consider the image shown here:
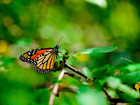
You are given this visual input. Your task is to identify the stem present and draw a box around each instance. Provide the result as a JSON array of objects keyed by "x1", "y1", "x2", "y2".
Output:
[
  {"x1": 49, "y1": 83, "x2": 59, "y2": 105},
  {"x1": 64, "y1": 71, "x2": 83, "y2": 81},
  {"x1": 48, "y1": 69, "x2": 66, "y2": 105},
  {"x1": 64, "y1": 62, "x2": 90, "y2": 81},
  {"x1": 103, "y1": 88, "x2": 111, "y2": 99}
]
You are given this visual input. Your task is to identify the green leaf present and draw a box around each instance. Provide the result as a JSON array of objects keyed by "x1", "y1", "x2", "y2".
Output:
[
  {"x1": 116, "y1": 84, "x2": 139, "y2": 103},
  {"x1": 93, "y1": 70, "x2": 107, "y2": 79},
  {"x1": 71, "y1": 57, "x2": 79, "y2": 62},
  {"x1": 54, "y1": 56, "x2": 63, "y2": 62},
  {"x1": 63, "y1": 53, "x2": 69, "y2": 59},
  {"x1": 92, "y1": 64, "x2": 110, "y2": 79},
  {"x1": 85, "y1": 0, "x2": 107, "y2": 8},
  {"x1": 106, "y1": 77, "x2": 121, "y2": 89},
  {"x1": 117, "y1": 71, "x2": 140, "y2": 84},
  {"x1": 107, "y1": 63, "x2": 128, "y2": 76},
  {"x1": 83, "y1": 67, "x2": 92, "y2": 78},
  {"x1": 1, "y1": 56, "x2": 15, "y2": 67},
  {"x1": 76, "y1": 86, "x2": 109, "y2": 105},
  {"x1": 121, "y1": 57, "x2": 135, "y2": 64},
  {"x1": 59, "y1": 46, "x2": 69, "y2": 54},
  {"x1": 125, "y1": 63, "x2": 140, "y2": 72},
  {"x1": 78, "y1": 45, "x2": 117, "y2": 55}
]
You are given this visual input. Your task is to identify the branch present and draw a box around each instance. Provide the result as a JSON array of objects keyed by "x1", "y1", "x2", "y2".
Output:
[
  {"x1": 103, "y1": 88, "x2": 112, "y2": 99},
  {"x1": 109, "y1": 98, "x2": 124, "y2": 103},
  {"x1": 103, "y1": 89, "x2": 140, "y2": 104},
  {"x1": 61, "y1": 86, "x2": 78, "y2": 93},
  {"x1": 48, "y1": 69, "x2": 66, "y2": 105},
  {"x1": 64, "y1": 71, "x2": 83, "y2": 81},
  {"x1": 108, "y1": 98, "x2": 140, "y2": 103},
  {"x1": 49, "y1": 83, "x2": 59, "y2": 105},
  {"x1": 64, "y1": 62, "x2": 92, "y2": 82},
  {"x1": 49, "y1": 85, "x2": 78, "y2": 93}
]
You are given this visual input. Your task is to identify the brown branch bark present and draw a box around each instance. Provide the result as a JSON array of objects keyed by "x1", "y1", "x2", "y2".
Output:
[
  {"x1": 64, "y1": 71, "x2": 83, "y2": 81},
  {"x1": 64, "y1": 62, "x2": 92, "y2": 82},
  {"x1": 103, "y1": 88, "x2": 112, "y2": 99}
]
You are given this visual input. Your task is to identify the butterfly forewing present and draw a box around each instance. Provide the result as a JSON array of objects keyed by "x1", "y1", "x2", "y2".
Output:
[
  {"x1": 19, "y1": 48, "x2": 52, "y2": 64},
  {"x1": 19, "y1": 45, "x2": 59, "y2": 73}
]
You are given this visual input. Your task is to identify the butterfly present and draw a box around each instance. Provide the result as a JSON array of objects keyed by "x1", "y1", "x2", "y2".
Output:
[{"x1": 19, "y1": 45, "x2": 59, "y2": 73}]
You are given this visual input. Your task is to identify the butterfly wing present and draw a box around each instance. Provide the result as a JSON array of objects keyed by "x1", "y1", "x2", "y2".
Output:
[
  {"x1": 19, "y1": 47, "x2": 58, "y2": 73},
  {"x1": 19, "y1": 48, "x2": 53, "y2": 63},
  {"x1": 34, "y1": 52, "x2": 57, "y2": 73}
]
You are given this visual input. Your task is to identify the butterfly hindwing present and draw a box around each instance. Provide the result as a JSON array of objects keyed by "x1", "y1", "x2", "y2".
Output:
[{"x1": 33, "y1": 53, "x2": 57, "y2": 73}]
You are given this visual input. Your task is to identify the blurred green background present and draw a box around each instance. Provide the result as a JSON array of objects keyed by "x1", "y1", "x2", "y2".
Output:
[{"x1": 0, "y1": 0, "x2": 140, "y2": 105}]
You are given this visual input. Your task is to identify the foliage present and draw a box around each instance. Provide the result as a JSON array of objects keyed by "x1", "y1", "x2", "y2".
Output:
[{"x1": 1, "y1": 0, "x2": 140, "y2": 105}]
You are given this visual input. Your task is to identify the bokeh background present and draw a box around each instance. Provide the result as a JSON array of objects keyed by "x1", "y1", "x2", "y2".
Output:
[{"x1": 0, "y1": 0, "x2": 140, "y2": 105}]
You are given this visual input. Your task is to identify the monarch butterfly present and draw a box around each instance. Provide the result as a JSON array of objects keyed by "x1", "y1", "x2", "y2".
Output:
[{"x1": 19, "y1": 45, "x2": 59, "y2": 73}]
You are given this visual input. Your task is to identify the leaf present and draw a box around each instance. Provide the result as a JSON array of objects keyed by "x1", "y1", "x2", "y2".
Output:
[
  {"x1": 71, "y1": 57, "x2": 80, "y2": 62},
  {"x1": 77, "y1": 45, "x2": 117, "y2": 55},
  {"x1": 59, "y1": 46, "x2": 69, "y2": 54},
  {"x1": 116, "y1": 84, "x2": 139, "y2": 103},
  {"x1": 63, "y1": 53, "x2": 69, "y2": 59},
  {"x1": 106, "y1": 77, "x2": 121, "y2": 89},
  {"x1": 92, "y1": 64, "x2": 110, "y2": 79},
  {"x1": 54, "y1": 56, "x2": 63, "y2": 62},
  {"x1": 76, "y1": 86, "x2": 109, "y2": 105},
  {"x1": 1, "y1": 56, "x2": 15, "y2": 67},
  {"x1": 125, "y1": 63, "x2": 140, "y2": 72},
  {"x1": 85, "y1": 0, "x2": 107, "y2": 8},
  {"x1": 76, "y1": 54, "x2": 90, "y2": 63},
  {"x1": 121, "y1": 57, "x2": 135, "y2": 64},
  {"x1": 107, "y1": 63, "x2": 127, "y2": 76},
  {"x1": 117, "y1": 71, "x2": 140, "y2": 84},
  {"x1": 83, "y1": 67, "x2": 92, "y2": 78},
  {"x1": 93, "y1": 70, "x2": 107, "y2": 79}
]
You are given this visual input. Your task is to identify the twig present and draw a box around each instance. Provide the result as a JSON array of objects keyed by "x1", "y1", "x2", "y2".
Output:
[
  {"x1": 61, "y1": 86, "x2": 78, "y2": 93},
  {"x1": 64, "y1": 62, "x2": 90, "y2": 81},
  {"x1": 64, "y1": 71, "x2": 83, "y2": 81},
  {"x1": 48, "y1": 69, "x2": 66, "y2": 105},
  {"x1": 109, "y1": 98, "x2": 137, "y2": 103},
  {"x1": 103, "y1": 89, "x2": 140, "y2": 104},
  {"x1": 103, "y1": 88, "x2": 112, "y2": 99},
  {"x1": 49, "y1": 85, "x2": 78, "y2": 93},
  {"x1": 58, "y1": 69, "x2": 66, "y2": 80},
  {"x1": 49, "y1": 83, "x2": 59, "y2": 105}
]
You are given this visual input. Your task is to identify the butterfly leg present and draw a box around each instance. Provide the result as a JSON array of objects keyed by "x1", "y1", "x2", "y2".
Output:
[
  {"x1": 52, "y1": 61, "x2": 64, "y2": 72},
  {"x1": 52, "y1": 62, "x2": 58, "y2": 72}
]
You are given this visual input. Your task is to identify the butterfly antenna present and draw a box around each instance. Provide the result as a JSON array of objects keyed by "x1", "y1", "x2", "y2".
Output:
[
  {"x1": 57, "y1": 37, "x2": 63, "y2": 45},
  {"x1": 59, "y1": 43, "x2": 66, "y2": 46}
]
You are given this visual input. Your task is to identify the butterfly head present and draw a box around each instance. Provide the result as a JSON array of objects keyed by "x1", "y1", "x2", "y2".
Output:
[
  {"x1": 55, "y1": 45, "x2": 59, "y2": 49},
  {"x1": 53, "y1": 45, "x2": 59, "y2": 54}
]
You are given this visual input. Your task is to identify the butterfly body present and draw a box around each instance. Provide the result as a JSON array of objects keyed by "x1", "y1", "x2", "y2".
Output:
[{"x1": 19, "y1": 45, "x2": 59, "y2": 73}]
